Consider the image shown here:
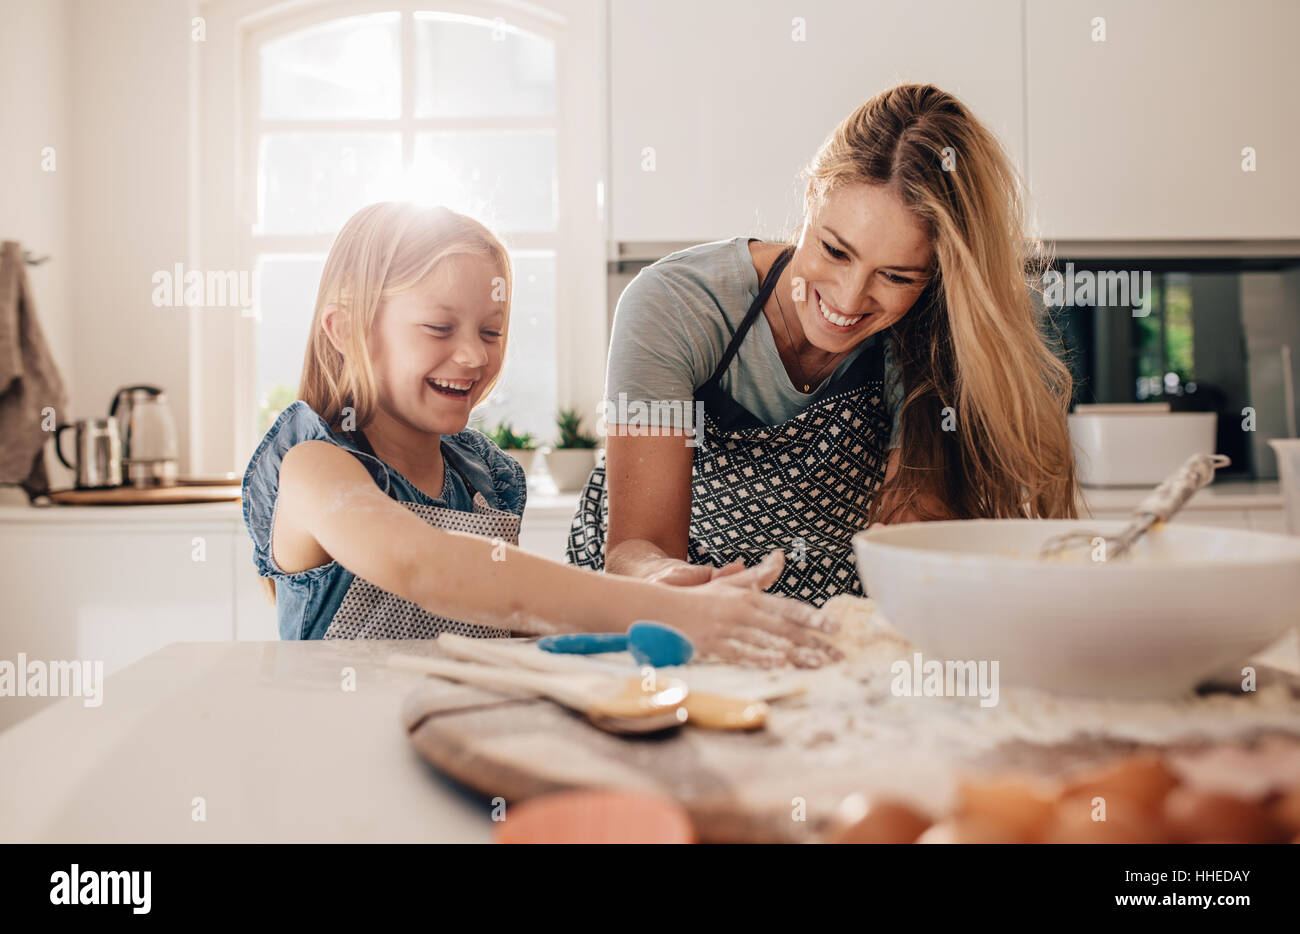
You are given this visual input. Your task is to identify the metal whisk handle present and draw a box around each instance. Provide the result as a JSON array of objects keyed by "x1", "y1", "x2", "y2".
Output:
[{"x1": 1132, "y1": 453, "x2": 1231, "y2": 523}]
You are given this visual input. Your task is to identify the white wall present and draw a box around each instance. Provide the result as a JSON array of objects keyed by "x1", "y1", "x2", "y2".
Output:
[
  {"x1": 0, "y1": 0, "x2": 74, "y2": 491},
  {"x1": 6, "y1": 0, "x2": 604, "y2": 482},
  {"x1": 68, "y1": 0, "x2": 198, "y2": 475}
]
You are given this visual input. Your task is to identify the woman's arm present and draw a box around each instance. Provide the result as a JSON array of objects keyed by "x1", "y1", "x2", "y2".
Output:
[
  {"x1": 274, "y1": 440, "x2": 838, "y2": 665},
  {"x1": 604, "y1": 432, "x2": 780, "y2": 588}
]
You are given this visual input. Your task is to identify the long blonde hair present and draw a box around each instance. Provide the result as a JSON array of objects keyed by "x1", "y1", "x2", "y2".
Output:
[
  {"x1": 260, "y1": 202, "x2": 513, "y2": 603},
  {"x1": 800, "y1": 84, "x2": 1078, "y2": 521}
]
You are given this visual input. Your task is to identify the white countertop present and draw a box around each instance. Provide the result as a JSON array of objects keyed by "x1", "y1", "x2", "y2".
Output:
[
  {"x1": 0, "y1": 489, "x2": 583, "y2": 526},
  {"x1": 0, "y1": 640, "x2": 497, "y2": 843},
  {"x1": 0, "y1": 481, "x2": 1281, "y2": 528},
  {"x1": 1079, "y1": 480, "x2": 1283, "y2": 512}
]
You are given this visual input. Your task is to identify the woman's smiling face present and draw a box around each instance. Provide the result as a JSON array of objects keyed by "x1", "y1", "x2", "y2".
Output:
[
  {"x1": 368, "y1": 253, "x2": 506, "y2": 436},
  {"x1": 791, "y1": 182, "x2": 935, "y2": 352}
]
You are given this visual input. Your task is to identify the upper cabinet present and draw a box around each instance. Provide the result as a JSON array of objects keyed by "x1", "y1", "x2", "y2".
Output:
[
  {"x1": 1026, "y1": 0, "x2": 1300, "y2": 240},
  {"x1": 608, "y1": 0, "x2": 1026, "y2": 243}
]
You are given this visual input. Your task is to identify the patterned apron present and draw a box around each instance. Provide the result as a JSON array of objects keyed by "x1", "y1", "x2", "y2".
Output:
[
  {"x1": 323, "y1": 452, "x2": 519, "y2": 640},
  {"x1": 567, "y1": 245, "x2": 892, "y2": 606}
]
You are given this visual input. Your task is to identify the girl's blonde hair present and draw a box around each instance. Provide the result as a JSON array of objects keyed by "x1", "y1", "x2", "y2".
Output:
[
  {"x1": 261, "y1": 202, "x2": 513, "y2": 604},
  {"x1": 799, "y1": 84, "x2": 1078, "y2": 522}
]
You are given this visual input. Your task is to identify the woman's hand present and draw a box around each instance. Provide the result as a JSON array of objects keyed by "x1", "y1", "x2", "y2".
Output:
[
  {"x1": 658, "y1": 571, "x2": 843, "y2": 669},
  {"x1": 645, "y1": 549, "x2": 788, "y2": 590}
]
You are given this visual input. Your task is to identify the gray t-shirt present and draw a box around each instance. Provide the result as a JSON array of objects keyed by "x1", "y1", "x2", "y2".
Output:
[{"x1": 604, "y1": 237, "x2": 902, "y2": 446}]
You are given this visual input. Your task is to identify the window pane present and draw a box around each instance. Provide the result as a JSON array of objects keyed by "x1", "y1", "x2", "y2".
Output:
[
  {"x1": 257, "y1": 132, "x2": 401, "y2": 235},
  {"x1": 255, "y1": 254, "x2": 326, "y2": 434},
  {"x1": 471, "y1": 251, "x2": 556, "y2": 442},
  {"x1": 411, "y1": 131, "x2": 556, "y2": 233},
  {"x1": 413, "y1": 12, "x2": 555, "y2": 118},
  {"x1": 1164, "y1": 274, "x2": 1195, "y2": 385},
  {"x1": 260, "y1": 13, "x2": 401, "y2": 120}
]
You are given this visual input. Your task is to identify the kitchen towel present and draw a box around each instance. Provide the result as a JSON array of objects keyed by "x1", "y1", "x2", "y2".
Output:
[{"x1": 0, "y1": 241, "x2": 67, "y2": 498}]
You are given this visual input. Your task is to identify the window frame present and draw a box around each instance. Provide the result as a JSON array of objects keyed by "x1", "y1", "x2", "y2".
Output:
[{"x1": 194, "y1": 0, "x2": 607, "y2": 474}]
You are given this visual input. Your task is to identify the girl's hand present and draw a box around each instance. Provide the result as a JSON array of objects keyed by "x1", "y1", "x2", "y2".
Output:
[{"x1": 661, "y1": 575, "x2": 843, "y2": 669}]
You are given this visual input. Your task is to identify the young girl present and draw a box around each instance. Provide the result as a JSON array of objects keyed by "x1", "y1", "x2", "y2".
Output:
[{"x1": 241, "y1": 202, "x2": 838, "y2": 667}]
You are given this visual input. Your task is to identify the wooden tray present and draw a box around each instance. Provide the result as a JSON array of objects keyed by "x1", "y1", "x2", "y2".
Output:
[
  {"x1": 400, "y1": 662, "x2": 1300, "y2": 843},
  {"x1": 47, "y1": 484, "x2": 241, "y2": 505}
]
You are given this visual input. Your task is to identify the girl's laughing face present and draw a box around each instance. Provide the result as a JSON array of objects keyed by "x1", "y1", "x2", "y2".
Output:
[{"x1": 368, "y1": 253, "x2": 506, "y2": 436}]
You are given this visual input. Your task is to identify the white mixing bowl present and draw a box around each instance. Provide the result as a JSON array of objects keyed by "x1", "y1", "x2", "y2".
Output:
[{"x1": 852, "y1": 519, "x2": 1300, "y2": 700}]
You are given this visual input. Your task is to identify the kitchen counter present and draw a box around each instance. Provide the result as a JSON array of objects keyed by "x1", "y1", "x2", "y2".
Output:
[
  {"x1": 3, "y1": 481, "x2": 1281, "y2": 525},
  {"x1": 0, "y1": 489, "x2": 583, "y2": 526},
  {"x1": 1079, "y1": 480, "x2": 1283, "y2": 513},
  {"x1": 0, "y1": 640, "x2": 495, "y2": 843},
  {"x1": 4, "y1": 632, "x2": 1297, "y2": 843}
]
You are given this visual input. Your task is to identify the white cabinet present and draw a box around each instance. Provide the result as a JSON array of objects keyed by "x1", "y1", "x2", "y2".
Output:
[
  {"x1": 519, "y1": 509, "x2": 574, "y2": 562},
  {"x1": 234, "y1": 533, "x2": 279, "y2": 641},
  {"x1": 1025, "y1": 0, "x2": 1300, "y2": 240},
  {"x1": 609, "y1": 0, "x2": 1026, "y2": 242},
  {"x1": 0, "y1": 506, "x2": 251, "y2": 733}
]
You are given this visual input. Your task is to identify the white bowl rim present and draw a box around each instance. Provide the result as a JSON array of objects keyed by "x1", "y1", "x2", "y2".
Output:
[{"x1": 852, "y1": 518, "x2": 1300, "y2": 572}]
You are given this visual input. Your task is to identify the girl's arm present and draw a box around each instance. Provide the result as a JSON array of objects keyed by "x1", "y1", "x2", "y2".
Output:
[{"x1": 274, "y1": 440, "x2": 839, "y2": 666}]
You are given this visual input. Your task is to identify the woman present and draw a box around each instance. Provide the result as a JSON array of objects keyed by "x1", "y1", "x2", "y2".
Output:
[{"x1": 568, "y1": 84, "x2": 1078, "y2": 604}]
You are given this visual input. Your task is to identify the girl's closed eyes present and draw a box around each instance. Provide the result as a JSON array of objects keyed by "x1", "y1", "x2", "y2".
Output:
[{"x1": 363, "y1": 252, "x2": 506, "y2": 435}]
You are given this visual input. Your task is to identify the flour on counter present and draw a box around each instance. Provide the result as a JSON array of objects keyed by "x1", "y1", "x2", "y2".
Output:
[{"x1": 794, "y1": 594, "x2": 1300, "y2": 750}]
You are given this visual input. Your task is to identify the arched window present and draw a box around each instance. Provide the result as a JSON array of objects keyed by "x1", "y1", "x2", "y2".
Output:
[{"x1": 246, "y1": 5, "x2": 560, "y2": 440}]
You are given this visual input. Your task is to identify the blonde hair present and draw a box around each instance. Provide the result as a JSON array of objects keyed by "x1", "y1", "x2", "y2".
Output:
[
  {"x1": 260, "y1": 202, "x2": 513, "y2": 604},
  {"x1": 798, "y1": 84, "x2": 1078, "y2": 522}
]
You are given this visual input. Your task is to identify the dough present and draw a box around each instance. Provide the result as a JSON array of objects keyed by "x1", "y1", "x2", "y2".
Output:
[{"x1": 815, "y1": 595, "x2": 912, "y2": 661}]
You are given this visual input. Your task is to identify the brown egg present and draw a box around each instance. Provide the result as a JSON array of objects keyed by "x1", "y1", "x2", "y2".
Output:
[
  {"x1": 915, "y1": 817, "x2": 1022, "y2": 844},
  {"x1": 1062, "y1": 753, "x2": 1178, "y2": 812},
  {"x1": 829, "y1": 797, "x2": 932, "y2": 844},
  {"x1": 1163, "y1": 788, "x2": 1286, "y2": 844},
  {"x1": 954, "y1": 774, "x2": 1058, "y2": 843},
  {"x1": 1271, "y1": 786, "x2": 1300, "y2": 835},
  {"x1": 1041, "y1": 792, "x2": 1171, "y2": 843}
]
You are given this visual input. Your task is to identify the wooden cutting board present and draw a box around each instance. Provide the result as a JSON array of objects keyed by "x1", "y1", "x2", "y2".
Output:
[
  {"x1": 47, "y1": 484, "x2": 241, "y2": 505},
  {"x1": 402, "y1": 658, "x2": 1300, "y2": 843}
]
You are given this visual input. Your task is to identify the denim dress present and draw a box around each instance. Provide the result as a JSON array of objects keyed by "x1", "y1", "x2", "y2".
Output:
[{"x1": 242, "y1": 401, "x2": 527, "y2": 640}]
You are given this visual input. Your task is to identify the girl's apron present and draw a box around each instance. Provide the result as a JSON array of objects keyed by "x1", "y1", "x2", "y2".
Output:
[
  {"x1": 567, "y1": 245, "x2": 893, "y2": 606},
  {"x1": 323, "y1": 445, "x2": 519, "y2": 640}
]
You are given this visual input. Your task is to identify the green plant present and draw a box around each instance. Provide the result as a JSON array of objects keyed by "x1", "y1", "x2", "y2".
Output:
[
  {"x1": 555, "y1": 408, "x2": 598, "y2": 449},
  {"x1": 487, "y1": 421, "x2": 537, "y2": 450}
]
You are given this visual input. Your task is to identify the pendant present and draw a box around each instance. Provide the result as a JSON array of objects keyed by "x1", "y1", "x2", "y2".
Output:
[{"x1": 803, "y1": 384, "x2": 810, "y2": 392}]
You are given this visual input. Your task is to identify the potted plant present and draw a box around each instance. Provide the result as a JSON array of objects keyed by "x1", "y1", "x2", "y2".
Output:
[
  {"x1": 546, "y1": 408, "x2": 599, "y2": 492},
  {"x1": 486, "y1": 421, "x2": 539, "y2": 476}
]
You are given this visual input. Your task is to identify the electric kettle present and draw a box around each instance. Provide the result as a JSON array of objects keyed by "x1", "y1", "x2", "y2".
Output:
[{"x1": 108, "y1": 385, "x2": 179, "y2": 487}]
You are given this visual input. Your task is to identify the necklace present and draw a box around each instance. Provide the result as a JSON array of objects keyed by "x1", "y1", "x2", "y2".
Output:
[{"x1": 772, "y1": 265, "x2": 847, "y2": 393}]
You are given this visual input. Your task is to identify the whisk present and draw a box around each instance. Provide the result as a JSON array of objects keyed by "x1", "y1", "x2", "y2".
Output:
[{"x1": 1039, "y1": 453, "x2": 1231, "y2": 562}]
